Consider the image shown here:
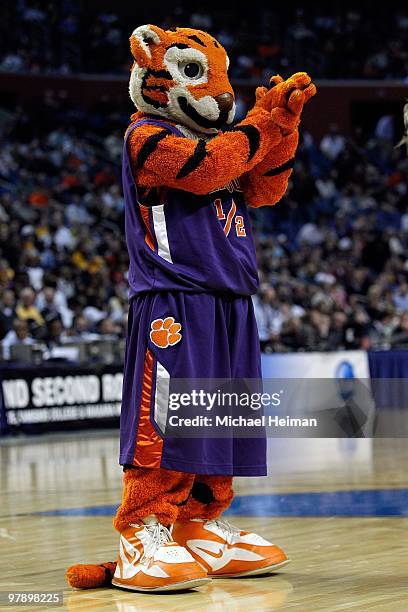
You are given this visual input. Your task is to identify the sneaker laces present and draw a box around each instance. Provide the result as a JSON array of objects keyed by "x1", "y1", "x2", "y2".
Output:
[
  {"x1": 130, "y1": 522, "x2": 173, "y2": 564},
  {"x1": 207, "y1": 518, "x2": 241, "y2": 545}
]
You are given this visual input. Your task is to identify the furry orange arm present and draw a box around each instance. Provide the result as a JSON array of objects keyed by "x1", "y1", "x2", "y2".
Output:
[
  {"x1": 241, "y1": 131, "x2": 299, "y2": 208},
  {"x1": 241, "y1": 73, "x2": 316, "y2": 208},
  {"x1": 127, "y1": 110, "x2": 282, "y2": 195}
]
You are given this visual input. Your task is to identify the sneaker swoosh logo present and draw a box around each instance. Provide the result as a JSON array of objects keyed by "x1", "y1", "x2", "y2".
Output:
[
  {"x1": 118, "y1": 535, "x2": 142, "y2": 578},
  {"x1": 186, "y1": 539, "x2": 226, "y2": 570},
  {"x1": 196, "y1": 545, "x2": 224, "y2": 559},
  {"x1": 187, "y1": 538, "x2": 264, "y2": 572},
  {"x1": 116, "y1": 534, "x2": 170, "y2": 580}
]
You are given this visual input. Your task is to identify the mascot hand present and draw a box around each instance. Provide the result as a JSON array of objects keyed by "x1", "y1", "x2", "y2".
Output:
[
  {"x1": 267, "y1": 129, "x2": 299, "y2": 172},
  {"x1": 255, "y1": 72, "x2": 316, "y2": 135}
]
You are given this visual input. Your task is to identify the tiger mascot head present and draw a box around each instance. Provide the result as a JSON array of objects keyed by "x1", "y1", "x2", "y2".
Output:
[{"x1": 129, "y1": 25, "x2": 235, "y2": 134}]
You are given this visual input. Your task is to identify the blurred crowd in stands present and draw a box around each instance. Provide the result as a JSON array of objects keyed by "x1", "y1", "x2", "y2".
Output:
[
  {"x1": 0, "y1": 89, "x2": 407, "y2": 359},
  {"x1": 0, "y1": 93, "x2": 128, "y2": 360},
  {"x1": 1, "y1": 2, "x2": 408, "y2": 80}
]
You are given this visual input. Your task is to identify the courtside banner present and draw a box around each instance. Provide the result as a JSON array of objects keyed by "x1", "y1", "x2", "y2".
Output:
[
  {"x1": 0, "y1": 365, "x2": 123, "y2": 434},
  {"x1": 261, "y1": 350, "x2": 371, "y2": 414},
  {"x1": 261, "y1": 350, "x2": 370, "y2": 379},
  {"x1": 1, "y1": 352, "x2": 407, "y2": 436}
]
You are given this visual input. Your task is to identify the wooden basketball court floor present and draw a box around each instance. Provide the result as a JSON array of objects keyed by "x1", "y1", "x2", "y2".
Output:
[{"x1": 1, "y1": 433, "x2": 407, "y2": 611}]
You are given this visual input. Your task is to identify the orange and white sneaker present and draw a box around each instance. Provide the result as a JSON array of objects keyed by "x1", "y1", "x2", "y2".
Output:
[
  {"x1": 111, "y1": 521, "x2": 210, "y2": 592},
  {"x1": 172, "y1": 518, "x2": 290, "y2": 578}
]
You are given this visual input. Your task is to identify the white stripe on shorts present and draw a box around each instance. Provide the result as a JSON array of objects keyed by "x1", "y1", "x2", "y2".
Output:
[{"x1": 154, "y1": 360, "x2": 170, "y2": 435}]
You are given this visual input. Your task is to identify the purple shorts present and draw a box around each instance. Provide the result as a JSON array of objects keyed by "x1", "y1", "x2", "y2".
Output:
[{"x1": 119, "y1": 292, "x2": 266, "y2": 476}]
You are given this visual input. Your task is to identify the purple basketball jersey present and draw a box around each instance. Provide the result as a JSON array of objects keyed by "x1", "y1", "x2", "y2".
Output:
[{"x1": 122, "y1": 118, "x2": 259, "y2": 297}]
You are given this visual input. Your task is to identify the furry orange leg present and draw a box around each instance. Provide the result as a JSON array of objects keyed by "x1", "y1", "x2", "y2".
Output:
[
  {"x1": 113, "y1": 466, "x2": 194, "y2": 530},
  {"x1": 178, "y1": 475, "x2": 233, "y2": 520}
]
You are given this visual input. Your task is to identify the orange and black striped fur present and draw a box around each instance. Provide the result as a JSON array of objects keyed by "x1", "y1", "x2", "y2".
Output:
[
  {"x1": 65, "y1": 25, "x2": 316, "y2": 590},
  {"x1": 126, "y1": 24, "x2": 316, "y2": 208}
]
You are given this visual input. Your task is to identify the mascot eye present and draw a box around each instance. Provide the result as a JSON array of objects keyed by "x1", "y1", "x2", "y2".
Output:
[{"x1": 180, "y1": 61, "x2": 203, "y2": 80}]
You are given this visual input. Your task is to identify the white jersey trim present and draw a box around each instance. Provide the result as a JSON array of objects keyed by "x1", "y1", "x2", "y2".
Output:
[{"x1": 152, "y1": 205, "x2": 173, "y2": 263}]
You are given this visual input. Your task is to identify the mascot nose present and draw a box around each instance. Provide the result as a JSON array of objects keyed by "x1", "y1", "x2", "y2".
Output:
[{"x1": 215, "y1": 93, "x2": 234, "y2": 112}]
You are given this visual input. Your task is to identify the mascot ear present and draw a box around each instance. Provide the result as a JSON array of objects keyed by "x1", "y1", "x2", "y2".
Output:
[{"x1": 130, "y1": 24, "x2": 167, "y2": 66}]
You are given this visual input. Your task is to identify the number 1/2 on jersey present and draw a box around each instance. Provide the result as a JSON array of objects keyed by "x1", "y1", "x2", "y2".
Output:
[{"x1": 214, "y1": 198, "x2": 247, "y2": 237}]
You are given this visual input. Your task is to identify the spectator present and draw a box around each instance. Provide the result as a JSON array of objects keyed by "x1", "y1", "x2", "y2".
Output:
[
  {"x1": 68, "y1": 314, "x2": 99, "y2": 342},
  {"x1": 15, "y1": 287, "x2": 44, "y2": 327},
  {"x1": 390, "y1": 312, "x2": 408, "y2": 347},
  {"x1": 0, "y1": 290, "x2": 16, "y2": 339},
  {"x1": 393, "y1": 282, "x2": 408, "y2": 311},
  {"x1": 252, "y1": 286, "x2": 283, "y2": 352},
  {"x1": 37, "y1": 284, "x2": 73, "y2": 328},
  {"x1": 97, "y1": 317, "x2": 122, "y2": 338},
  {"x1": 320, "y1": 124, "x2": 346, "y2": 161},
  {"x1": 45, "y1": 316, "x2": 69, "y2": 349},
  {"x1": 2, "y1": 319, "x2": 34, "y2": 359}
]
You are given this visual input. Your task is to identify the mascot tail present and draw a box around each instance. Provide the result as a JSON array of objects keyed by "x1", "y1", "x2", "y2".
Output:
[{"x1": 66, "y1": 562, "x2": 117, "y2": 589}]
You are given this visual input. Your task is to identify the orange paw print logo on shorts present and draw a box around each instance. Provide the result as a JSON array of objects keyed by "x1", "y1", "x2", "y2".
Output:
[{"x1": 150, "y1": 317, "x2": 182, "y2": 348}]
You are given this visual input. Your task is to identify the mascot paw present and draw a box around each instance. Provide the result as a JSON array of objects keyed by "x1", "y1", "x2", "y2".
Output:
[
  {"x1": 255, "y1": 72, "x2": 316, "y2": 134},
  {"x1": 66, "y1": 562, "x2": 116, "y2": 589}
]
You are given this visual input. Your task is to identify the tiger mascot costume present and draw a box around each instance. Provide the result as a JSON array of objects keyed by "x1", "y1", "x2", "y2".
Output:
[{"x1": 66, "y1": 25, "x2": 316, "y2": 592}]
